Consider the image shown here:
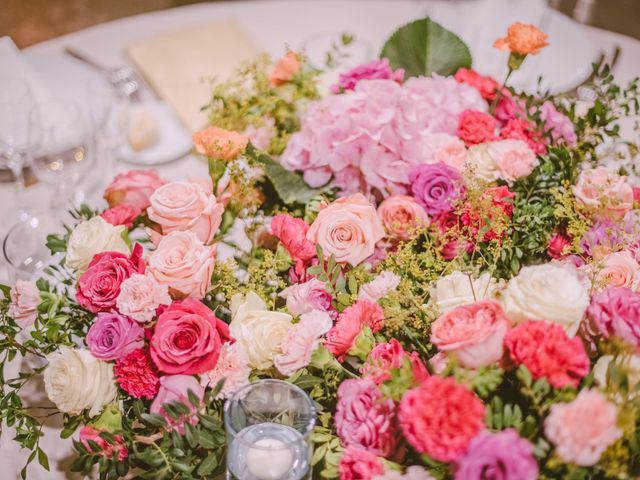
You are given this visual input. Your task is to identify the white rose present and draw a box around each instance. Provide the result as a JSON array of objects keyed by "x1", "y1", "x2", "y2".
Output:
[
  {"x1": 229, "y1": 291, "x2": 293, "y2": 370},
  {"x1": 502, "y1": 263, "x2": 589, "y2": 335},
  {"x1": 66, "y1": 217, "x2": 129, "y2": 273},
  {"x1": 43, "y1": 346, "x2": 117, "y2": 416},
  {"x1": 430, "y1": 271, "x2": 502, "y2": 314},
  {"x1": 467, "y1": 143, "x2": 500, "y2": 182}
]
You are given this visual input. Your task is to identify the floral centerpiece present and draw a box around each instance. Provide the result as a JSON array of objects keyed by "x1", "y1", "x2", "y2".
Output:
[{"x1": 1, "y1": 17, "x2": 640, "y2": 480}]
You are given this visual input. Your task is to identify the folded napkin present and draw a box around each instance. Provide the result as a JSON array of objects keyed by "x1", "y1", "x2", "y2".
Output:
[{"x1": 127, "y1": 21, "x2": 259, "y2": 132}]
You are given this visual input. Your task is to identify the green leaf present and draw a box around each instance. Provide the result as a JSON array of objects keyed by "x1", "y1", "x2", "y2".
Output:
[
  {"x1": 380, "y1": 17, "x2": 472, "y2": 78},
  {"x1": 197, "y1": 453, "x2": 218, "y2": 476},
  {"x1": 37, "y1": 448, "x2": 50, "y2": 471},
  {"x1": 140, "y1": 413, "x2": 167, "y2": 427}
]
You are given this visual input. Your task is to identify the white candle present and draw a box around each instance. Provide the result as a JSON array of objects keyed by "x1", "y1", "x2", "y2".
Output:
[{"x1": 246, "y1": 437, "x2": 294, "y2": 480}]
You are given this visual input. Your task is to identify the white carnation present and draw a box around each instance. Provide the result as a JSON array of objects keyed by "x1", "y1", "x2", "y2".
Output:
[
  {"x1": 430, "y1": 271, "x2": 502, "y2": 314},
  {"x1": 467, "y1": 143, "x2": 500, "y2": 182},
  {"x1": 66, "y1": 217, "x2": 129, "y2": 273}
]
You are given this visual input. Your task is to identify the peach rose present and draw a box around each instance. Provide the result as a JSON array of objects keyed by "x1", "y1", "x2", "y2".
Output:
[
  {"x1": 430, "y1": 300, "x2": 509, "y2": 368},
  {"x1": 488, "y1": 139, "x2": 539, "y2": 183},
  {"x1": 147, "y1": 178, "x2": 224, "y2": 244},
  {"x1": 493, "y1": 22, "x2": 549, "y2": 55},
  {"x1": 192, "y1": 127, "x2": 248, "y2": 160},
  {"x1": 377, "y1": 195, "x2": 430, "y2": 241},
  {"x1": 270, "y1": 51, "x2": 301, "y2": 86},
  {"x1": 147, "y1": 231, "x2": 216, "y2": 299},
  {"x1": 591, "y1": 250, "x2": 640, "y2": 291},
  {"x1": 573, "y1": 167, "x2": 634, "y2": 219},
  {"x1": 103, "y1": 169, "x2": 166, "y2": 210},
  {"x1": 307, "y1": 193, "x2": 385, "y2": 266}
]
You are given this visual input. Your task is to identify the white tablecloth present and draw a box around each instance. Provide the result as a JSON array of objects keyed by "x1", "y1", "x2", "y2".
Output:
[{"x1": 1, "y1": 1, "x2": 639, "y2": 478}]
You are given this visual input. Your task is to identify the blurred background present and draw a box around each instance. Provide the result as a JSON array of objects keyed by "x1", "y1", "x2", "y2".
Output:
[{"x1": 2, "y1": 0, "x2": 640, "y2": 48}]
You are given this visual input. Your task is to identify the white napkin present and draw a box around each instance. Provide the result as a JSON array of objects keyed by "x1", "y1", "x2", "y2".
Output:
[{"x1": 0, "y1": 36, "x2": 50, "y2": 101}]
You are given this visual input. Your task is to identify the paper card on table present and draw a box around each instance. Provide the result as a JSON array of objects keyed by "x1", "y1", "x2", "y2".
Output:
[{"x1": 126, "y1": 21, "x2": 259, "y2": 132}]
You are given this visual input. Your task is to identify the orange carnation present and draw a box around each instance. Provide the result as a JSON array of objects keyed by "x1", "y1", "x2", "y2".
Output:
[
  {"x1": 493, "y1": 22, "x2": 549, "y2": 55},
  {"x1": 269, "y1": 51, "x2": 301, "y2": 86},
  {"x1": 192, "y1": 127, "x2": 248, "y2": 160}
]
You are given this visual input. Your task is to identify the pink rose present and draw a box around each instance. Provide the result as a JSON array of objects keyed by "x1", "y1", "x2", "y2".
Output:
[
  {"x1": 547, "y1": 232, "x2": 571, "y2": 259},
  {"x1": 307, "y1": 193, "x2": 385, "y2": 266},
  {"x1": 271, "y1": 214, "x2": 317, "y2": 264},
  {"x1": 104, "y1": 169, "x2": 166, "y2": 210},
  {"x1": 8, "y1": 280, "x2": 40, "y2": 328},
  {"x1": 430, "y1": 300, "x2": 508, "y2": 368},
  {"x1": 404, "y1": 133, "x2": 468, "y2": 171},
  {"x1": 591, "y1": 250, "x2": 640, "y2": 291},
  {"x1": 339, "y1": 447, "x2": 384, "y2": 480},
  {"x1": 361, "y1": 339, "x2": 428, "y2": 385},
  {"x1": 573, "y1": 167, "x2": 634, "y2": 219},
  {"x1": 279, "y1": 278, "x2": 334, "y2": 316},
  {"x1": 192, "y1": 126, "x2": 248, "y2": 160},
  {"x1": 377, "y1": 195, "x2": 429, "y2": 241},
  {"x1": 150, "y1": 375, "x2": 204, "y2": 434},
  {"x1": 148, "y1": 231, "x2": 216, "y2": 299},
  {"x1": 325, "y1": 300, "x2": 385, "y2": 360},
  {"x1": 147, "y1": 179, "x2": 224, "y2": 244},
  {"x1": 116, "y1": 273, "x2": 171, "y2": 323},
  {"x1": 270, "y1": 51, "x2": 301, "y2": 86},
  {"x1": 150, "y1": 298, "x2": 232, "y2": 375},
  {"x1": 274, "y1": 310, "x2": 333, "y2": 376},
  {"x1": 544, "y1": 389, "x2": 622, "y2": 466},
  {"x1": 488, "y1": 139, "x2": 539, "y2": 183},
  {"x1": 100, "y1": 204, "x2": 141, "y2": 229},
  {"x1": 76, "y1": 244, "x2": 145, "y2": 313},
  {"x1": 79, "y1": 426, "x2": 128, "y2": 461},
  {"x1": 358, "y1": 271, "x2": 401, "y2": 303}
]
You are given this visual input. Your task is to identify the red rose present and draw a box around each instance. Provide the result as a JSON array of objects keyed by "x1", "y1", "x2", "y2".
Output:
[
  {"x1": 76, "y1": 244, "x2": 145, "y2": 313},
  {"x1": 457, "y1": 110, "x2": 497, "y2": 146},
  {"x1": 100, "y1": 204, "x2": 142, "y2": 229},
  {"x1": 150, "y1": 299, "x2": 232, "y2": 374}
]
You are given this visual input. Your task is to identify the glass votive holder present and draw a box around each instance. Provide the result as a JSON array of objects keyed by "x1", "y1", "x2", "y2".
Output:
[{"x1": 224, "y1": 379, "x2": 316, "y2": 480}]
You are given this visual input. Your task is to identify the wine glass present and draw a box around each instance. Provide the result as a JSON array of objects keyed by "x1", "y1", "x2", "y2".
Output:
[
  {"x1": 28, "y1": 100, "x2": 93, "y2": 211},
  {"x1": 0, "y1": 76, "x2": 35, "y2": 218}
]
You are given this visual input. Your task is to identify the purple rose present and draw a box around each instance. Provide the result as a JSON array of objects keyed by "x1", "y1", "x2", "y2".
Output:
[
  {"x1": 86, "y1": 312, "x2": 144, "y2": 360},
  {"x1": 587, "y1": 286, "x2": 640, "y2": 349},
  {"x1": 454, "y1": 429, "x2": 538, "y2": 480},
  {"x1": 150, "y1": 375, "x2": 204, "y2": 434},
  {"x1": 409, "y1": 162, "x2": 463, "y2": 215},
  {"x1": 580, "y1": 220, "x2": 622, "y2": 258}
]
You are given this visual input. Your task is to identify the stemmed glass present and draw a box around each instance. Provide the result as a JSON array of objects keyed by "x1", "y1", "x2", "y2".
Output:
[{"x1": 0, "y1": 76, "x2": 35, "y2": 218}]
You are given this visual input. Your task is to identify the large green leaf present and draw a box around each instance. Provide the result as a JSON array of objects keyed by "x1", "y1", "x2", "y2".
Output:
[{"x1": 380, "y1": 17, "x2": 472, "y2": 78}]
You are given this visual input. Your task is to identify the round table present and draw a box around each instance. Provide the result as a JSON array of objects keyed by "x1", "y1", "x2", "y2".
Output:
[{"x1": 1, "y1": 1, "x2": 640, "y2": 478}]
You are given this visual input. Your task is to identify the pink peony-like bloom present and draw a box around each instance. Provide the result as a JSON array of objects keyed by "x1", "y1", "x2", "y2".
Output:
[
  {"x1": 147, "y1": 179, "x2": 224, "y2": 244},
  {"x1": 200, "y1": 342, "x2": 250, "y2": 399},
  {"x1": 504, "y1": 320, "x2": 589, "y2": 388},
  {"x1": 8, "y1": 280, "x2": 40, "y2": 328},
  {"x1": 573, "y1": 167, "x2": 634, "y2": 219},
  {"x1": 279, "y1": 278, "x2": 334, "y2": 317},
  {"x1": 335, "y1": 378, "x2": 398, "y2": 456},
  {"x1": 271, "y1": 214, "x2": 317, "y2": 264},
  {"x1": 488, "y1": 139, "x2": 539, "y2": 183},
  {"x1": 406, "y1": 133, "x2": 468, "y2": 171},
  {"x1": 270, "y1": 51, "x2": 301, "y2": 86},
  {"x1": 358, "y1": 271, "x2": 401, "y2": 303},
  {"x1": 339, "y1": 447, "x2": 385, "y2": 480},
  {"x1": 116, "y1": 273, "x2": 171, "y2": 323},
  {"x1": 104, "y1": 169, "x2": 166, "y2": 210},
  {"x1": 79, "y1": 426, "x2": 128, "y2": 461},
  {"x1": 431, "y1": 300, "x2": 509, "y2": 369},
  {"x1": 544, "y1": 389, "x2": 622, "y2": 466},
  {"x1": 331, "y1": 58, "x2": 404, "y2": 93},
  {"x1": 76, "y1": 244, "x2": 145, "y2": 313},
  {"x1": 275, "y1": 310, "x2": 333, "y2": 376},
  {"x1": 150, "y1": 299, "x2": 232, "y2": 375},
  {"x1": 86, "y1": 311, "x2": 145, "y2": 361},
  {"x1": 361, "y1": 339, "x2": 428, "y2": 385},
  {"x1": 150, "y1": 375, "x2": 204, "y2": 434},
  {"x1": 325, "y1": 300, "x2": 385, "y2": 360},
  {"x1": 548, "y1": 232, "x2": 572, "y2": 259},
  {"x1": 114, "y1": 348, "x2": 160, "y2": 399},
  {"x1": 591, "y1": 250, "x2": 640, "y2": 291},
  {"x1": 398, "y1": 376, "x2": 485, "y2": 462},
  {"x1": 307, "y1": 194, "x2": 385, "y2": 267},
  {"x1": 192, "y1": 126, "x2": 248, "y2": 160},
  {"x1": 499, "y1": 118, "x2": 547, "y2": 155},
  {"x1": 540, "y1": 101, "x2": 577, "y2": 146},
  {"x1": 147, "y1": 231, "x2": 216, "y2": 299},
  {"x1": 377, "y1": 195, "x2": 430, "y2": 241},
  {"x1": 457, "y1": 110, "x2": 497, "y2": 146},
  {"x1": 587, "y1": 286, "x2": 640, "y2": 349},
  {"x1": 100, "y1": 204, "x2": 141, "y2": 229}
]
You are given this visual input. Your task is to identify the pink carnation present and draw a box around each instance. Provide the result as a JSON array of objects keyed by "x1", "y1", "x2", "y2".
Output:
[
  {"x1": 504, "y1": 320, "x2": 589, "y2": 389},
  {"x1": 114, "y1": 348, "x2": 160, "y2": 400},
  {"x1": 116, "y1": 273, "x2": 171, "y2": 323},
  {"x1": 488, "y1": 139, "x2": 539, "y2": 183},
  {"x1": 454, "y1": 68, "x2": 500, "y2": 100},
  {"x1": 79, "y1": 426, "x2": 128, "y2": 461},
  {"x1": 331, "y1": 58, "x2": 404, "y2": 93},
  {"x1": 339, "y1": 447, "x2": 385, "y2": 480},
  {"x1": 271, "y1": 214, "x2": 316, "y2": 264},
  {"x1": 325, "y1": 300, "x2": 384, "y2": 360},
  {"x1": 8, "y1": 280, "x2": 40, "y2": 328},
  {"x1": 398, "y1": 376, "x2": 485, "y2": 462},
  {"x1": 279, "y1": 278, "x2": 334, "y2": 317},
  {"x1": 587, "y1": 286, "x2": 640, "y2": 349},
  {"x1": 499, "y1": 118, "x2": 547, "y2": 155},
  {"x1": 200, "y1": 342, "x2": 251, "y2": 399},
  {"x1": 100, "y1": 204, "x2": 141, "y2": 229},
  {"x1": 457, "y1": 110, "x2": 497, "y2": 146},
  {"x1": 361, "y1": 339, "x2": 428, "y2": 385}
]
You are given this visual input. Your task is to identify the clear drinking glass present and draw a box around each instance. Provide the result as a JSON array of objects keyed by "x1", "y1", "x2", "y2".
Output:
[
  {"x1": 224, "y1": 380, "x2": 316, "y2": 480},
  {"x1": 28, "y1": 100, "x2": 93, "y2": 210}
]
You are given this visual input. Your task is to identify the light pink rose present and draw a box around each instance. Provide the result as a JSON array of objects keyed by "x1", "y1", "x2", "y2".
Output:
[
  {"x1": 103, "y1": 169, "x2": 166, "y2": 210},
  {"x1": 150, "y1": 375, "x2": 204, "y2": 434},
  {"x1": 200, "y1": 342, "x2": 250, "y2": 399},
  {"x1": 573, "y1": 167, "x2": 634, "y2": 219},
  {"x1": 358, "y1": 271, "x2": 401, "y2": 302},
  {"x1": 544, "y1": 389, "x2": 622, "y2": 466},
  {"x1": 148, "y1": 231, "x2": 216, "y2": 299},
  {"x1": 488, "y1": 139, "x2": 539, "y2": 183},
  {"x1": 377, "y1": 195, "x2": 430, "y2": 241},
  {"x1": 406, "y1": 133, "x2": 468, "y2": 171},
  {"x1": 147, "y1": 179, "x2": 224, "y2": 245},
  {"x1": 279, "y1": 278, "x2": 333, "y2": 316},
  {"x1": 430, "y1": 300, "x2": 508, "y2": 368},
  {"x1": 307, "y1": 193, "x2": 385, "y2": 266},
  {"x1": 116, "y1": 273, "x2": 171, "y2": 323},
  {"x1": 8, "y1": 280, "x2": 40, "y2": 328},
  {"x1": 591, "y1": 250, "x2": 640, "y2": 291},
  {"x1": 275, "y1": 310, "x2": 333, "y2": 376}
]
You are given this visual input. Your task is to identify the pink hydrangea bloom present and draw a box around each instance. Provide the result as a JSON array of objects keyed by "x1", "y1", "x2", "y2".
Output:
[
  {"x1": 331, "y1": 58, "x2": 404, "y2": 93},
  {"x1": 200, "y1": 342, "x2": 251, "y2": 399}
]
